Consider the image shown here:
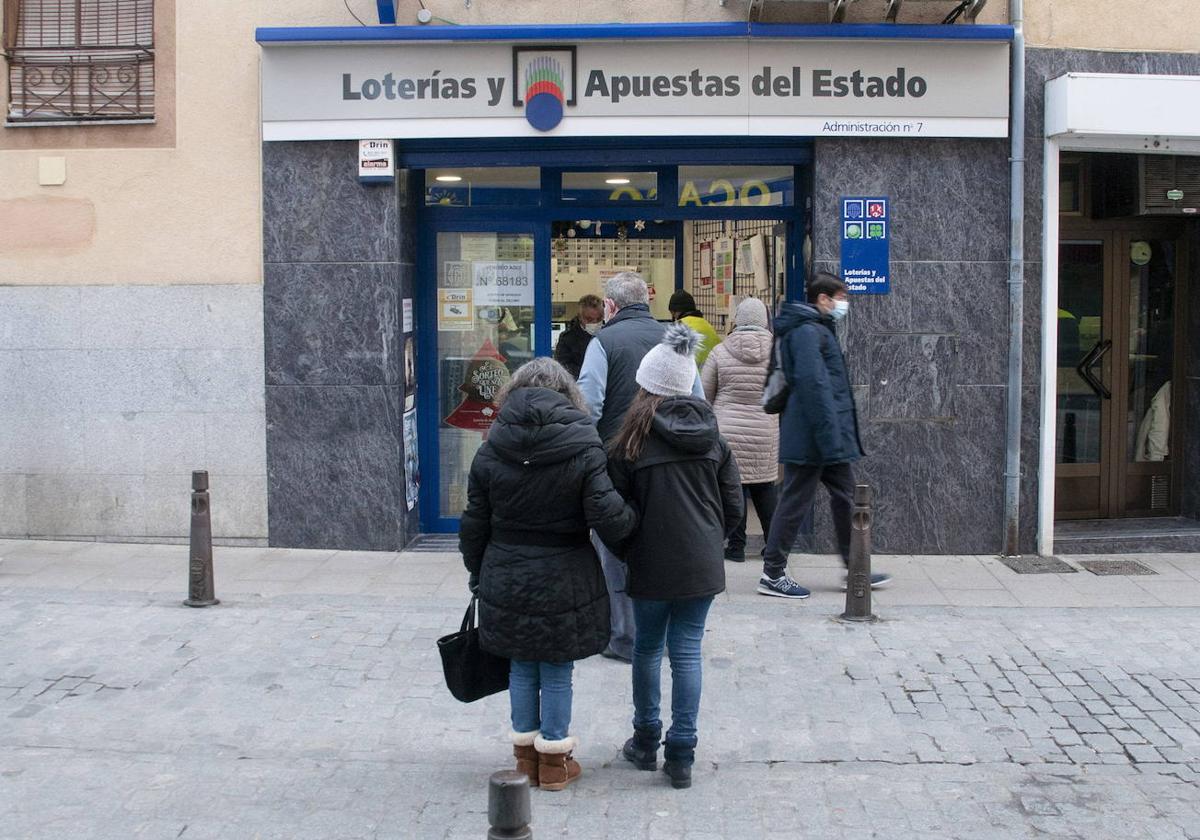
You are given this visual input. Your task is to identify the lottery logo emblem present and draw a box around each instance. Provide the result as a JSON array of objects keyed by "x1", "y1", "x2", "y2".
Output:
[
  {"x1": 867, "y1": 200, "x2": 886, "y2": 218},
  {"x1": 843, "y1": 199, "x2": 864, "y2": 220},
  {"x1": 522, "y1": 55, "x2": 565, "y2": 131},
  {"x1": 513, "y1": 47, "x2": 577, "y2": 133},
  {"x1": 867, "y1": 222, "x2": 886, "y2": 239},
  {"x1": 844, "y1": 222, "x2": 863, "y2": 240}
]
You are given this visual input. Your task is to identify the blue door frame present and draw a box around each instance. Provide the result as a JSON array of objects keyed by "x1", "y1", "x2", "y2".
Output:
[{"x1": 413, "y1": 141, "x2": 812, "y2": 534}]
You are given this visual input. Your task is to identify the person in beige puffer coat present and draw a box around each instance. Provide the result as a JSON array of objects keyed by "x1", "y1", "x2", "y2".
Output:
[{"x1": 700, "y1": 297, "x2": 780, "y2": 562}]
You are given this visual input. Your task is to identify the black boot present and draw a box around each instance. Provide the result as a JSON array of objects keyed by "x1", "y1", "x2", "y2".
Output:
[
  {"x1": 662, "y1": 742, "x2": 694, "y2": 789},
  {"x1": 622, "y1": 726, "x2": 661, "y2": 771}
]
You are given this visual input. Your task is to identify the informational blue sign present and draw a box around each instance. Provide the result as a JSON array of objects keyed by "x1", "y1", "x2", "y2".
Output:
[{"x1": 840, "y1": 196, "x2": 890, "y2": 294}]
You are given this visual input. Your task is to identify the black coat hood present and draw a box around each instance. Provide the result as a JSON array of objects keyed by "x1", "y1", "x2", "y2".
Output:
[
  {"x1": 649, "y1": 396, "x2": 720, "y2": 456},
  {"x1": 487, "y1": 387, "x2": 597, "y2": 466}
]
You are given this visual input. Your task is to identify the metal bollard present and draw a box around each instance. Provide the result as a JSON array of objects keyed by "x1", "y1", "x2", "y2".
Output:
[
  {"x1": 184, "y1": 470, "x2": 219, "y2": 608},
  {"x1": 840, "y1": 484, "x2": 876, "y2": 622},
  {"x1": 487, "y1": 770, "x2": 532, "y2": 840}
]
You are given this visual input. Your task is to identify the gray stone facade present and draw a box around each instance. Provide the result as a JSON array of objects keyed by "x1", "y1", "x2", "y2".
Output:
[
  {"x1": 0, "y1": 284, "x2": 267, "y2": 541},
  {"x1": 812, "y1": 136, "x2": 1017, "y2": 554},
  {"x1": 262, "y1": 141, "x2": 417, "y2": 551}
]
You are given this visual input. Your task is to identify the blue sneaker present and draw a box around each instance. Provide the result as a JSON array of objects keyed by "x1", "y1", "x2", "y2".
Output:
[
  {"x1": 841, "y1": 572, "x2": 892, "y2": 590},
  {"x1": 757, "y1": 574, "x2": 811, "y2": 599}
]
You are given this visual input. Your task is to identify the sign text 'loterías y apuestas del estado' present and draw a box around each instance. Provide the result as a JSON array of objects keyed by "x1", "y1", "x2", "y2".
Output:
[{"x1": 261, "y1": 39, "x2": 1009, "y2": 140}]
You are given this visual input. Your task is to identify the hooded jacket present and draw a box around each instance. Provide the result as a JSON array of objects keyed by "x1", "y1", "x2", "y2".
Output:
[
  {"x1": 459, "y1": 387, "x2": 637, "y2": 662},
  {"x1": 608, "y1": 396, "x2": 743, "y2": 600},
  {"x1": 677, "y1": 312, "x2": 722, "y2": 369},
  {"x1": 701, "y1": 327, "x2": 780, "y2": 484},
  {"x1": 773, "y1": 302, "x2": 864, "y2": 466},
  {"x1": 553, "y1": 316, "x2": 595, "y2": 379}
]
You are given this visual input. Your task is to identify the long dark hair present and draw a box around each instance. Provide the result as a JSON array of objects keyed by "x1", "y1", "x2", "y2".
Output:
[{"x1": 609, "y1": 388, "x2": 664, "y2": 462}]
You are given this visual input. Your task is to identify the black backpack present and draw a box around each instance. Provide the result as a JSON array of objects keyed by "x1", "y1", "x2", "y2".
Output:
[{"x1": 761, "y1": 335, "x2": 791, "y2": 415}]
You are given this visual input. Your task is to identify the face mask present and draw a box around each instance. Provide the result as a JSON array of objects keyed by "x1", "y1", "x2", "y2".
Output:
[
  {"x1": 583, "y1": 321, "x2": 602, "y2": 336},
  {"x1": 830, "y1": 300, "x2": 850, "y2": 321}
]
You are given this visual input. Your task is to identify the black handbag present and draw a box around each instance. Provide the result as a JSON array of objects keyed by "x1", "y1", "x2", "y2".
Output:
[{"x1": 437, "y1": 596, "x2": 510, "y2": 703}]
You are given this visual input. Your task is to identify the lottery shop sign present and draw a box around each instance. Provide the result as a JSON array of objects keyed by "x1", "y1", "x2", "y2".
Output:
[
  {"x1": 260, "y1": 36, "x2": 1009, "y2": 140},
  {"x1": 841, "y1": 197, "x2": 890, "y2": 294}
]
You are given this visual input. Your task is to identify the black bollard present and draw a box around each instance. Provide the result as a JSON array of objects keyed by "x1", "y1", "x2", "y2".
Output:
[
  {"x1": 840, "y1": 484, "x2": 876, "y2": 622},
  {"x1": 184, "y1": 471, "x2": 219, "y2": 608},
  {"x1": 487, "y1": 770, "x2": 532, "y2": 840}
]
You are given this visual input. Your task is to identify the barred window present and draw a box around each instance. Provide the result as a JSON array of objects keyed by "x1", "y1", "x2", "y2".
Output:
[{"x1": 4, "y1": 0, "x2": 154, "y2": 124}]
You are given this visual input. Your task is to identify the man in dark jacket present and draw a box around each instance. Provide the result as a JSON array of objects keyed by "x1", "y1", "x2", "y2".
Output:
[
  {"x1": 554, "y1": 294, "x2": 604, "y2": 378},
  {"x1": 758, "y1": 272, "x2": 889, "y2": 600},
  {"x1": 577, "y1": 272, "x2": 703, "y2": 661}
]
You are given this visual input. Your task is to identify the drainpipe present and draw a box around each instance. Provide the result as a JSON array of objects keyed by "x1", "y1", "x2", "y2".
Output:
[{"x1": 1002, "y1": 0, "x2": 1026, "y2": 557}]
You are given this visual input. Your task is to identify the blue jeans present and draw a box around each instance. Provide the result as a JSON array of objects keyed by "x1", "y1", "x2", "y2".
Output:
[
  {"x1": 631, "y1": 596, "x2": 714, "y2": 749},
  {"x1": 509, "y1": 660, "x2": 574, "y2": 741},
  {"x1": 593, "y1": 533, "x2": 635, "y2": 660}
]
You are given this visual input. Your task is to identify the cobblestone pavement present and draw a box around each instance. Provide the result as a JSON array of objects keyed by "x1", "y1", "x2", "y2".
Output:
[{"x1": 2, "y1": 544, "x2": 1200, "y2": 838}]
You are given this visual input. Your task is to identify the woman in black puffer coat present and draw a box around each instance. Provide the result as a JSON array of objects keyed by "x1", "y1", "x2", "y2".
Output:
[{"x1": 460, "y1": 357, "x2": 637, "y2": 792}]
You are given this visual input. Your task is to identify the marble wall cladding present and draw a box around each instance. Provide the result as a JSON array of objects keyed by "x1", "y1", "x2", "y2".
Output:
[
  {"x1": 813, "y1": 137, "x2": 1010, "y2": 263},
  {"x1": 262, "y1": 141, "x2": 416, "y2": 550},
  {"x1": 0, "y1": 284, "x2": 268, "y2": 541},
  {"x1": 868, "y1": 334, "x2": 956, "y2": 421},
  {"x1": 810, "y1": 137, "x2": 1014, "y2": 552},
  {"x1": 265, "y1": 262, "x2": 401, "y2": 387},
  {"x1": 263, "y1": 141, "x2": 400, "y2": 264},
  {"x1": 266, "y1": 385, "x2": 404, "y2": 551}
]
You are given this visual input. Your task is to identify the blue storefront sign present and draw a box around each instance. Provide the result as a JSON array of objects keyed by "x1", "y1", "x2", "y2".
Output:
[{"x1": 840, "y1": 196, "x2": 890, "y2": 294}]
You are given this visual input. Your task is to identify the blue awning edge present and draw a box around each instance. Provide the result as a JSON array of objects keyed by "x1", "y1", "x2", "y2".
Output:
[{"x1": 256, "y1": 21, "x2": 1015, "y2": 45}]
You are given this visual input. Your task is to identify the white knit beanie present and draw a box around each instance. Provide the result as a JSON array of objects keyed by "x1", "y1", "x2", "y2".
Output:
[
  {"x1": 636, "y1": 323, "x2": 701, "y2": 397},
  {"x1": 734, "y1": 297, "x2": 770, "y2": 330}
]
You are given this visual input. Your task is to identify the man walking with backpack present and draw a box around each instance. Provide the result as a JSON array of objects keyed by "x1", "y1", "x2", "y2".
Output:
[{"x1": 758, "y1": 272, "x2": 890, "y2": 599}]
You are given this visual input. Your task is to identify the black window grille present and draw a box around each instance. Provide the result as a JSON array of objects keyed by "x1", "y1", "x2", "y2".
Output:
[{"x1": 4, "y1": 0, "x2": 154, "y2": 124}]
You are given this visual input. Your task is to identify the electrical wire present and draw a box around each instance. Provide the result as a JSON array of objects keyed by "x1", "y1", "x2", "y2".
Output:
[
  {"x1": 942, "y1": 0, "x2": 972, "y2": 24},
  {"x1": 344, "y1": 0, "x2": 367, "y2": 26}
]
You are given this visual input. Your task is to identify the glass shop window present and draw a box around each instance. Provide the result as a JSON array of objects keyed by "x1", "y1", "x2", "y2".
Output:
[
  {"x1": 561, "y1": 171, "x2": 658, "y2": 203},
  {"x1": 677, "y1": 166, "x2": 794, "y2": 208},
  {"x1": 424, "y1": 167, "x2": 541, "y2": 207}
]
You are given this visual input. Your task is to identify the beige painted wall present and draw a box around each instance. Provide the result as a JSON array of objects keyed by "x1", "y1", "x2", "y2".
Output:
[
  {"x1": 1026, "y1": 0, "x2": 1200, "y2": 52},
  {"x1": 2, "y1": 0, "x2": 1197, "y2": 288},
  {"x1": 0, "y1": 0, "x2": 260, "y2": 286}
]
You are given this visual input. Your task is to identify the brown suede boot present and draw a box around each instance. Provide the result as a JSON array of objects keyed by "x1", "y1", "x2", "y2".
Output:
[
  {"x1": 534, "y1": 735, "x2": 581, "y2": 792},
  {"x1": 511, "y1": 730, "x2": 539, "y2": 787}
]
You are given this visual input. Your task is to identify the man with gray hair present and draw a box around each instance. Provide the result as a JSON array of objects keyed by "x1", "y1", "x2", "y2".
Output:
[{"x1": 578, "y1": 272, "x2": 704, "y2": 662}]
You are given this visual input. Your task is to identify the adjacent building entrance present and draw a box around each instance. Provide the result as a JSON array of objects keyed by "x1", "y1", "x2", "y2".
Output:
[{"x1": 1054, "y1": 223, "x2": 1189, "y2": 519}]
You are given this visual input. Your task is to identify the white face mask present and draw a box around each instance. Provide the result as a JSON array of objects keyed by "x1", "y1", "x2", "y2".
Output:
[
  {"x1": 583, "y1": 321, "x2": 602, "y2": 336},
  {"x1": 830, "y1": 299, "x2": 850, "y2": 321}
]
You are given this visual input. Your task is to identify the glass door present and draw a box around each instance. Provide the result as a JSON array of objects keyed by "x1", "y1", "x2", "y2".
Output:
[
  {"x1": 420, "y1": 224, "x2": 548, "y2": 530},
  {"x1": 1054, "y1": 229, "x2": 1185, "y2": 520}
]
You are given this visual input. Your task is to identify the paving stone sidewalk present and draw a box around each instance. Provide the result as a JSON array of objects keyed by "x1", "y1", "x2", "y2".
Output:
[{"x1": 2, "y1": 540, "x2": 1200, "y2": 838}]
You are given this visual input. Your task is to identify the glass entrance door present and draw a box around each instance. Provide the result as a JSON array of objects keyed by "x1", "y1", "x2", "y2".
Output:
[
  {"x1": 1054, "y1": 230, "x2": 1185, "y2": 519},
  {"x1": 422, "y1": 226, "x2": 546, "y2": 528}
]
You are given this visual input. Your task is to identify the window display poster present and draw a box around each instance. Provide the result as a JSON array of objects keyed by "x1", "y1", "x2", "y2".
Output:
[
  {"x1": 699, "y1": 241, "x2": 713, "y2": 287},
  {"x1": 460, "y1": 233, "x2": 497, "y2": 262},
  {"x1": 714, "y1": 237, "x2": 735, "y2": 295},
  {"x1": 403, "y1": 336, "x2": 416, "y2": 411},
  {"x1": 749, "y1": 233, "x2": 770, "y2": 292},
  {"x1": 403, "y1": 409, "x2": 419, "y2": 511},
  {"x1": 840, "y1": 196, "x2": 890, "y2": 294},
  {"x1": 438, "y1": 287, "x2": 474, "y2": 331},
  {"x1": 444, "y1": 260, "x2": 470, "y2": 287},
  {"x1": 473, "y1": 261, "x2": 534, "y2": 307}
]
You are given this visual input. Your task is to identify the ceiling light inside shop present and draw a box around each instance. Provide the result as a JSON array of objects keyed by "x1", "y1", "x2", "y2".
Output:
[
  {"x1": 605, "y1": 177, "x2": 631, "y2": 185},
  {"x1": 435, "y1": 175, "x2": 463, "y2": 182}
]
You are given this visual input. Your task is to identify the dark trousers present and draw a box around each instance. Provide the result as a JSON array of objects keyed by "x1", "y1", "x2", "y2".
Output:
[
  {"x1": 726, "y1": 482, "x2": 779, "y2": 553},
  {"x1": 762, "y1": 462, "x2": 855, "y2": 580}
]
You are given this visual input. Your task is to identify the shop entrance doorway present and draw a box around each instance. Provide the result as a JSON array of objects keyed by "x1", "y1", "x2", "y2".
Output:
[
  {"x1": 1054, "y1": 222, "x2": 1189, "y2": 519},
  {"x1": 412, "y1": 144, "x2": 809, "y2": 532}
]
